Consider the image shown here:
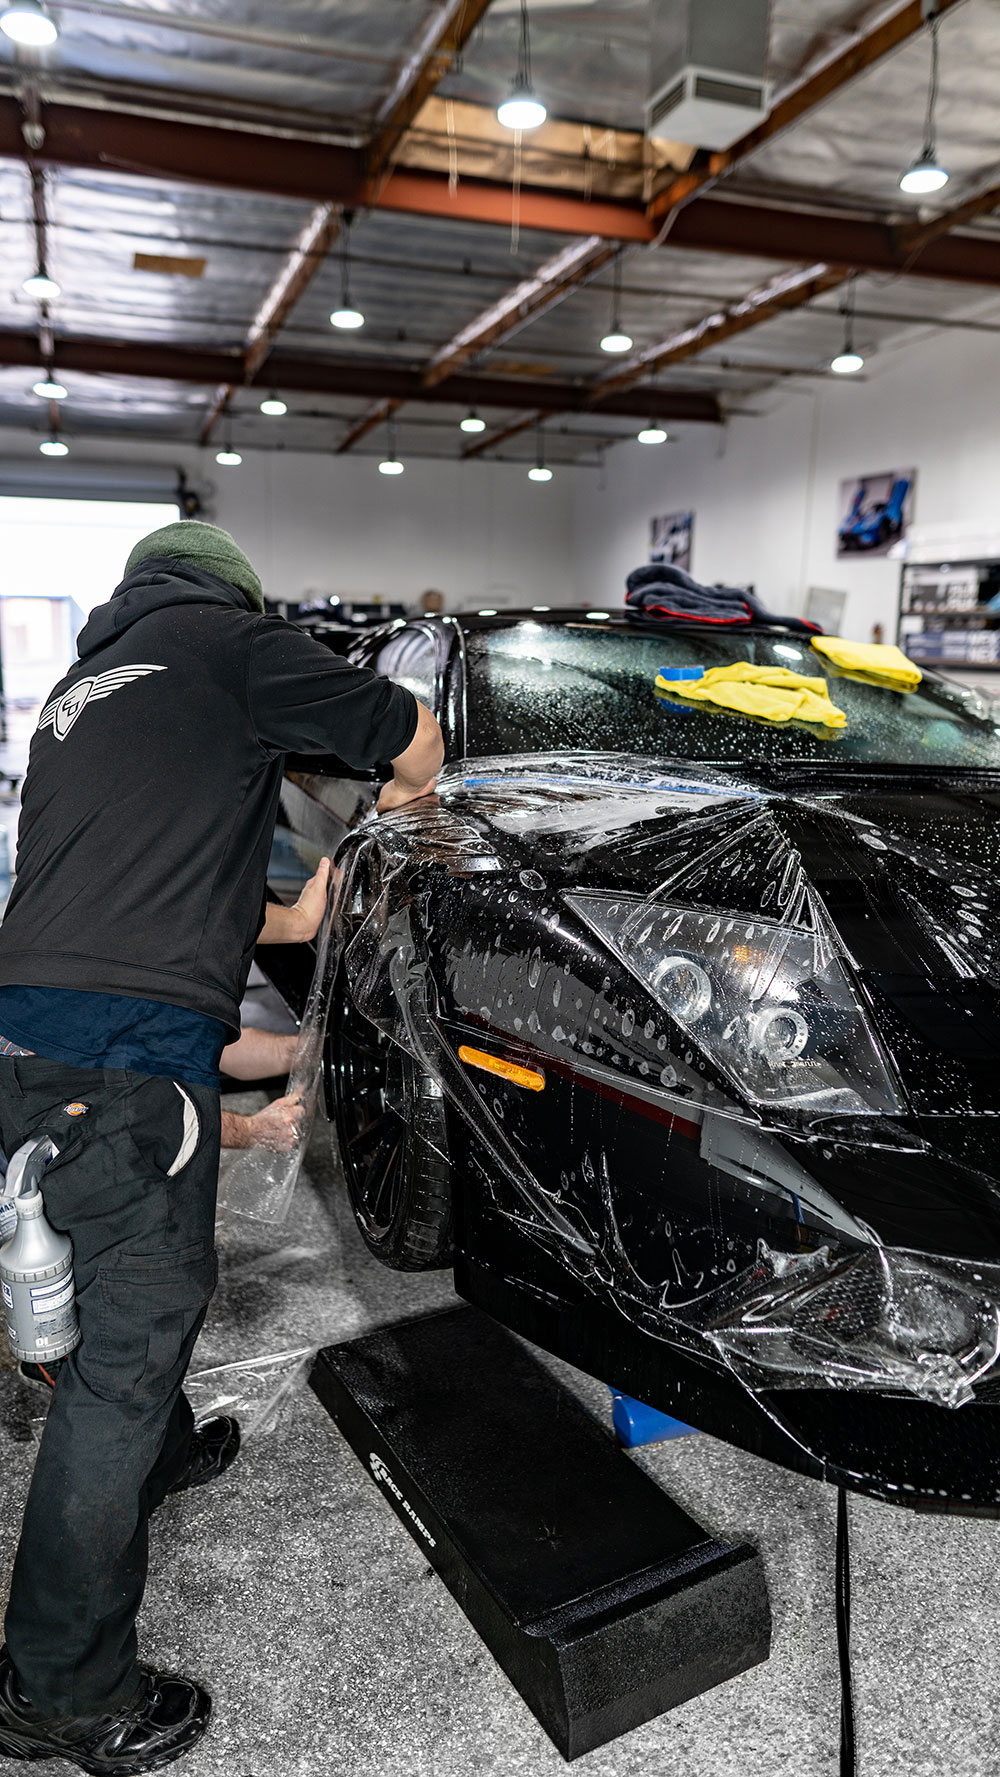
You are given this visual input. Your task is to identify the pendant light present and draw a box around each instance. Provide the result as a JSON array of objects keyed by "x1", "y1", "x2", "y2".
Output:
[
  {"x1": 378, "y1": 412, "x2": 404, "y2": 474},
  {"x1": 330, "y1": 214, "x2": 365, "y2": 330},
  {"x1": 527, "y1": 424, "x2": 552, "y2": 481},
  {"x1": 600, "y1": 254, "x2": 633, "y2": 354},
  {"x1": 22, "y1": 266, "x2": 60, "y2": 300},
  {"x1": 497, "y1": 0, "x2": 547, "y2": 131},
  {"x1": 215, "y1": 419, "x2": 242, "y2": 467},
  {"x1": 900, "y1": 10, "x2": 949, "y2": 194},
  {"x1": 39, "y1": 437, "x2": 68, "y2": 456},
  {"x1": 33, "y1": 376, "x2": 67, "y2": 399},
  {"x1": 637, "y1": 424, "x2": 668, "y2": 444},
  {"x1": 259, "y1": 393, "x2": 287, "y2": 416},
  {"x1": 460, "y1": 411, "x2": 486, "y2": 433},
  {"x1": 1, "y1": 0, "x2": 57, "y2": 45},
  {"x1": 830, "y1": 276, "x2": 864, "y2": 374}
]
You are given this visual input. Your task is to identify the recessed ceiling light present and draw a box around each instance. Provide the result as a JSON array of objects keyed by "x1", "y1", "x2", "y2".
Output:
[
  {"x1": 259, "y1": 394, "x2": 287, "y2": 416},
  {"x1": 600, "y1": 330, "x2": 633, "y2": 354},
  {"x1": 378, "y1": 458, "x2": 404, "y2": 475},
  {"x1": 330, "y1": 306, "x2": 365, "y2": 330},
  {"x1": 1, "y1": 1, "x2": 57, "y2": 45},
  {"x1": 39, "y1": 438, "x2": 68, "y2": 456},
  {"x1": 528, "y1": 466, "x2": 553, "y2": 482},
  {"x1": 460, "y1": 412, "x2": 486, "y2": 433},
  {"x1": 830, "y1": 351, "x2": 864, "y2": 375},
  {"x1": 22, "y1": 270, "x2": 60, "y2": 300},
  {"x1": 215, "y1": 449, "x2": 242, "y2": 466},
  {"x1": 33, "y1": 378, "x2": 67, "y2": 399},
  {"x1": 637, "y1": 425, "x2": 667, "y2": 444}
]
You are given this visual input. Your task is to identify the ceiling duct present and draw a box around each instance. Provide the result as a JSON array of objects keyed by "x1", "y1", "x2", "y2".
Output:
[{"x1": 648, "y1": 0, "x2": 772, "y2": 151}]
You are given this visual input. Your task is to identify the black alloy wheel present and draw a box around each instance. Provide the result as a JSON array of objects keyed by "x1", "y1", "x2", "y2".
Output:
[{"x1": 330, "y1": 970, "x2": 454, "y2": 1271}]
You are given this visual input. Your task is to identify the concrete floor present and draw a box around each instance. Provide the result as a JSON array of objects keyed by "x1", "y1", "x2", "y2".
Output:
[{"x1": 0, "y1": 1099, "x2": 998, "y2": 1776}]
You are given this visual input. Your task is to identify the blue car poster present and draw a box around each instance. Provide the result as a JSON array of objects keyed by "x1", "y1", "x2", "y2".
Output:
[{"x1": 837, "y1": 469, "x2": 915, "y2": 558}]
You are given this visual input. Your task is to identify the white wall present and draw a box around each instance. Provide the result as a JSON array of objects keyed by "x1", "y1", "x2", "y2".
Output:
[
  {"x1": 0, "y1": 428, "x2": 575, "y2": 614},
  {"x1": 571, "y1": 322, "x2": 1000, "y2": 643}
]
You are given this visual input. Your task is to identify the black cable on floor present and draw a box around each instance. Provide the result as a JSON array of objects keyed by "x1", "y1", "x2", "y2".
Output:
[{"x1": 836, "y1": 1485, "x2": 855, "y2": 1777}]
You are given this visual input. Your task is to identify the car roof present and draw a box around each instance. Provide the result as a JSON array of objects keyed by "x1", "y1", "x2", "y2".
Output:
[{"x1": 447, "y1": 607, "x2": 813, "y2": 641}]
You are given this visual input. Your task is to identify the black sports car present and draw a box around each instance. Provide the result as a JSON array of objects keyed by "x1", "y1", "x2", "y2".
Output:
[{"x1": 262, "y1": 608, "x2": 1000, "y2": 1514}]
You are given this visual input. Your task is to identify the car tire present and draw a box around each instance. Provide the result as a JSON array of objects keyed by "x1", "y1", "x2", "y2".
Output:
[{"x1": 329, "y1": 967, "x2": 454, "y2": 1271}]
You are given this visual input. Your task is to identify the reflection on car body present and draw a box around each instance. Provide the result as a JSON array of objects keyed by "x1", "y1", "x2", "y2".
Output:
[{"x1": 261, "y1": 609, "x2": 1000, "y2": 1514}]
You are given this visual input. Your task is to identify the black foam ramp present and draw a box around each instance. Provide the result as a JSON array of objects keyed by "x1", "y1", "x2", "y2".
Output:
[{"x1": 311, "y1": 1304, "x2": 770, "y2": 1760}]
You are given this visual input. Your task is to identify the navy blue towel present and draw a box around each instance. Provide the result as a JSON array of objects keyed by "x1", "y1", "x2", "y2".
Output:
[{"x1": 625, "y1": 563, "x2": 822, "y2": 636}]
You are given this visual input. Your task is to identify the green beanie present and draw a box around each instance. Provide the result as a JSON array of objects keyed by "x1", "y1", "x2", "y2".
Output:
[{"x1": 124, "y1": 521, "x2": 264, "y2": 613}]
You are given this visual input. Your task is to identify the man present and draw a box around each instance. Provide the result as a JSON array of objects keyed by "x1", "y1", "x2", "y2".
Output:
[{"x1": 0, "y1": 521, "x2": 443, "y2": 1773}]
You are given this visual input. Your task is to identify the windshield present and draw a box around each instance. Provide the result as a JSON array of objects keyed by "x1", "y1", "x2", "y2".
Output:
[{"x1": 464, "y1": 623, "x2": 1000, "y2": 771}]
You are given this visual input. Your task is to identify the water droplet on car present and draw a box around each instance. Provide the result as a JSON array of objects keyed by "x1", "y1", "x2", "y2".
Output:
[
  {"x1": 622, "y1": 1009, "x2": 635, "y2": 1037},
  {"x1": 528, "y1": 949, "x2": 541, "y2": 988},
  {"x1": 644, "y1": 1019, "x2": 655, "y2": 1039},
  {"x1": 661, "y1": 1065, "x2": 677, "y2": 1087},
  {"x1": 519, "y1": 869, "x2": 544, "y2": 892}
]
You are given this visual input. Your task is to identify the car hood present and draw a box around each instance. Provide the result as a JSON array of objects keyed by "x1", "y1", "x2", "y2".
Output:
[{"x1": 436, "y1": 752, "x2": 1000, "y2": 1119}]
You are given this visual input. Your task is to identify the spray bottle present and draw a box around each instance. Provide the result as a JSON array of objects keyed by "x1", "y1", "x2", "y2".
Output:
[{"x1": 0, "y1": 1102, "x2": 89, "y2": 1364}]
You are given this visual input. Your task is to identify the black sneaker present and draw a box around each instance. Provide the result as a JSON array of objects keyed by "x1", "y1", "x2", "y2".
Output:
[
  {"x1": 168, "y1": 1416, "x2": 241, "y2": 1496},
  {"x1": 17, "y1": 1357, "x2": 66, "y2": 1396},
  {"x1": 0, "y1": 1649, "x2": 210, "y2": 1774}
]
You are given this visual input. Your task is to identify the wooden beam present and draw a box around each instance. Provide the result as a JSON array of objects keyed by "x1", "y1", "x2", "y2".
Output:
[
  {"x1": 592, "y1": 264, "x2": 847, "y2": 400},
  {"x1": 4, "y1": 96, "x2": 1000, "y2": 286},
  {"x1": 198, "y1": 201, "x2": 342, "y2": 443},
  {"x1": 336, "y1": 397, "x2": 403, "y2": 453},
  {"x1": 0, "y1": 328, "x2": 724, "y2": 422},
  {"x1": 422, "y1": 237, "x2": 617, "y2": 390},
  {"x1": 199, "y1": 0, "x2": 497, "y2": 443},
  {"x1": 462, "y1": 413, "x2": 539, "y2": 459},
  {"x1": 368, "y1": 0, "x2": 495, "y2": 178}
]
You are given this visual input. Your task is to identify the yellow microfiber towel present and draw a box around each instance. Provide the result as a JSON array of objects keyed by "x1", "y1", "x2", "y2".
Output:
[
  {"x1": 655, "y1": 661, "x2": 846, "y2": 729},
  {"x1": 810, "y1": 636, "x2": 922, "y2": 690}
]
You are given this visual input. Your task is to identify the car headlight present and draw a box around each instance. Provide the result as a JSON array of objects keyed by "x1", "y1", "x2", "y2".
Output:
[{"x1": 565, "y1": 894, "x2": 901, "y2": 1117}]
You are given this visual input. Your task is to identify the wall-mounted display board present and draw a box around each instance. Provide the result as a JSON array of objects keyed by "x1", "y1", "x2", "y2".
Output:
[{"x1": 898, "y1": 557, "x2": 1000, "y2": 669}]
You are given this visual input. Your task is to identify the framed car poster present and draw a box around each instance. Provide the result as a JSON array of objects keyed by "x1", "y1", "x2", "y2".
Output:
[
  {"x1": 650, "y1": 510, "x2": 693, "y2": 572},
  {"x1": 837, "y1": 470, "x2": 915, "y2": 558}
]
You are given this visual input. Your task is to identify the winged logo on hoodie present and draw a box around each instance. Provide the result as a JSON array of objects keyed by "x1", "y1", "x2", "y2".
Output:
[{"x1": 37, "y1": 665, "x2": 167, "y2": 742}]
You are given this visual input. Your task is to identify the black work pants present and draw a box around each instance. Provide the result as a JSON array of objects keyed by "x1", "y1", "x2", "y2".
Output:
[{"x1": 0, "y1": 1058, "x2": 221, "y2": 1719}]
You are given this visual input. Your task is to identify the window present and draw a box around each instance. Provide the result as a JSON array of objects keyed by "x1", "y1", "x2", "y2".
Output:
[
  {"x1": 375, "y1": 627, "x2": 438, "y2": 708},
  {"x1": 464, "y1": 623, "x2": 1000, "y2": 770}
]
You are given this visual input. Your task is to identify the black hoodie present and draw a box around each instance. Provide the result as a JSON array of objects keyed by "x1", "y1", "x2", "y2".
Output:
[{"x1": 0, "y1": 560, "x2": 418, "y2": 1032}]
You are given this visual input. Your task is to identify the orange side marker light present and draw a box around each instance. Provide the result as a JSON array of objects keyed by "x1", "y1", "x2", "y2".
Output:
[{"x1": 458, "y1": 1046, "x2": 545, "y2": 1092}]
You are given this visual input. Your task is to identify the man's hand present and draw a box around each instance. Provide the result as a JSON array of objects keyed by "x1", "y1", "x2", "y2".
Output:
[
  {"x1": 378, "y1": 701, "x2": 444, "y2": 817},
  {"x1": 257, "y1": 858, "x2": 331, "y2": 944},
  {"x1": 377, "y1": 776, "x2": 438, "y2": 815},
  {"x1": 221, "y1": 1093, "x2": 303, "y2": 1151}
]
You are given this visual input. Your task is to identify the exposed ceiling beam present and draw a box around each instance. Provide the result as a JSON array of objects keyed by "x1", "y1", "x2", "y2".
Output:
[
  {"x1": 200, "y1": 0, "x2": 496, "y2": 446},
  {"x1": 336, "y1": 233, "x2": 619, "y2": 454},
  {"x1": 335, "y1": 397, "x2": 403, "y2": 454},
  {"x1": 199, "y1": 200, "x2": 341, "y2": 444},
  {"x1": 462, "y1": 413, "x2": 539, "y2": 460},
  {"x1": 3, "y1": 95, "x2": 999, "y2": 288},
  {"x1": 0, "y1": 329, "x2": 723, "y2": 422},
  {"x1": 592, "y1": 264, "x2": 847, "y2": 399},
  {"x1": 648, "y1": 0, "x2": 970, "y2": 220},
  {"x1": 368, "y1": 0, "x2": 495, "y2": 180}
]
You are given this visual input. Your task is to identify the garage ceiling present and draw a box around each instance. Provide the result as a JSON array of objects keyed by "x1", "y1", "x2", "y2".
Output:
[{"x1": 0, "y1": 0, "x2": 998, "y2": 464}]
